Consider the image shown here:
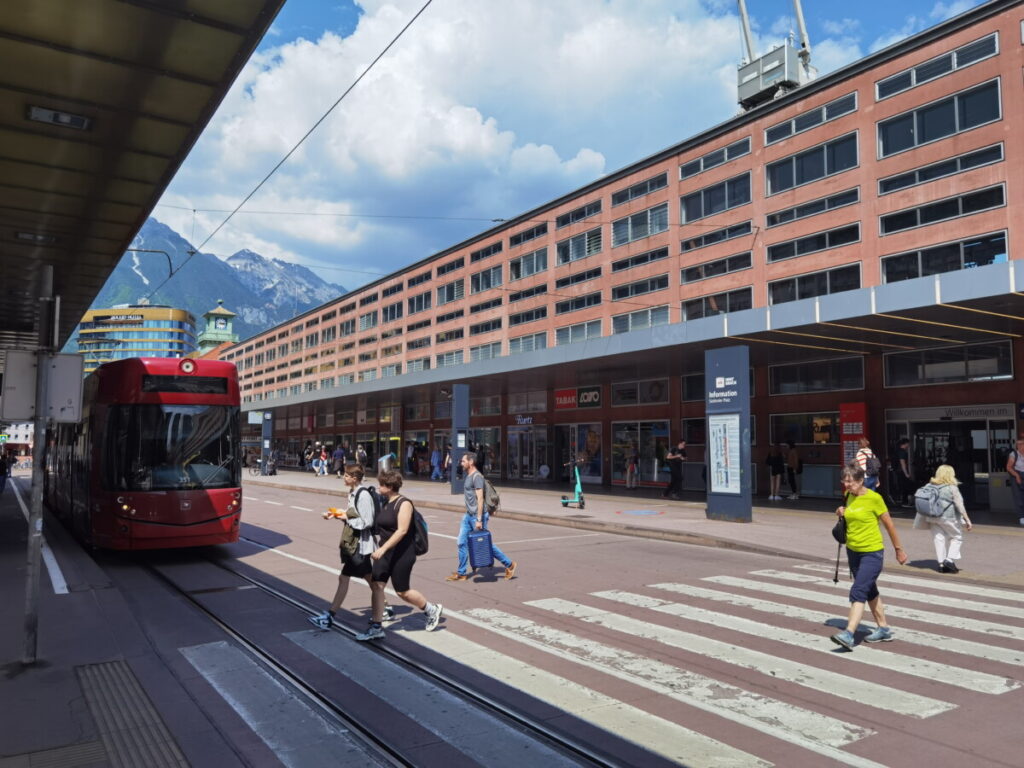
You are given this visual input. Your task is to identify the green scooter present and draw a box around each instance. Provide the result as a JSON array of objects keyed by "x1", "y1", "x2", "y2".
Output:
[{"x1": 560, "y1": 459, "x2": 585, "y2": 509}]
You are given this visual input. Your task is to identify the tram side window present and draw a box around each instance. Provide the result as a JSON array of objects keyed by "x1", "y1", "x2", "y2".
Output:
[{"x1": 103, "y1": 405, "x2": 240, "y2": 491}]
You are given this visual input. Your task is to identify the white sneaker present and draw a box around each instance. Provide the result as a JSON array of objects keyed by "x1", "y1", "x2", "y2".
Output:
[
  {"x1": 788, "y1": 494, "x2": 799, "y2": 500},
  {"x1": 307, "y1": 611, "x2": 333, "y2": 629},
  {"x1": 425, "y1": 604, "x2": 443, "y2": 632},
  {"x1": 382, "y1": 605, "x2": 397, "y2": 623}
]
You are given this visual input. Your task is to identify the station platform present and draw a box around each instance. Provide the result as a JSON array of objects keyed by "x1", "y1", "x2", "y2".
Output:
[{"x1": 2, "y1": 466, "x2": 1023, "y2": 766}]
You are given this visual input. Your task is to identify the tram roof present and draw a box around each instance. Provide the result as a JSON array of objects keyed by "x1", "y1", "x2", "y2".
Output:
[{"x1": 0, "y1": 0, "x2": 285, "y2": 378}]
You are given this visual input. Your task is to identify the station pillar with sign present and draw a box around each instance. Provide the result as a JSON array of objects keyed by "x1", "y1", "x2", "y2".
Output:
[
  {"x1": 705, "y1": 346, "x2": 752, "y2": 522},
  {"x1": 450, "y1": 383, "x2": 469, "y2": 496}
]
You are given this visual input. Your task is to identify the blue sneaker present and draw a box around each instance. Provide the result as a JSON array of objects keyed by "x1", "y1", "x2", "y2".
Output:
[
  {"x1": 830, "y1": 630, "x2": 856, "y2": 650},
  {"x1": 355, "y1": 623, "x2": 385, "y2": 642},
  {"x1": 864, "y1": 626, "x2": 894, "y2": 643}
]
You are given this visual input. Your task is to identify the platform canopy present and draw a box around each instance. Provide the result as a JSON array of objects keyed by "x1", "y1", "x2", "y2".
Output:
[{"x1": 0, "y1": 0, "x2": 285, "y2": 376}]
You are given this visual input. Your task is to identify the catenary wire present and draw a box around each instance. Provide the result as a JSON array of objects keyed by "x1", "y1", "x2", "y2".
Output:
[{"x1": 142, "y1": 0, "x2": 435, "y2": 302}]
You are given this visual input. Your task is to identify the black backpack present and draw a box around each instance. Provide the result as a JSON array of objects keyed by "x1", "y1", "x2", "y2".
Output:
[
  {"x1": 864, "y1": 453, "x2": 882, "y2": 477},
  {"x1": 354, "y1": 486, "x2": 383, "y2": 523},
  {"x1": 386, "y1": 494, "x2": 429, "y2": 555},
  {"x1": 483, "y1": 477, "x2": 501, "y2": 516}
]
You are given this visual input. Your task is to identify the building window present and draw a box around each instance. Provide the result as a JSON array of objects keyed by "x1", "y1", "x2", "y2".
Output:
[
  {"x1": 879, "y1": 144, "x2": 1003, "y2": 195},
  {"x1": 470, "y1": 297, "x2": 503, "y2": 313},
  {"x1": 509, "y1": 247, "x2": 547, "y2": 280},
  {"x1": 611, "y1": 172, "x2": 668, "y2": 206},
  {"x1": 682, "y1": 221, "x2": 751, "y2": 252},
  {"x1": 767, "y1": 223, "x2": 860, "y2": 263},
  {"x1": 880, "y1": 185, "x2": 1004, "y2": 236},
  {"x1": 681, "y1": 252, "x2": 751, "y2": 284},
  {"x1": 381, "y1": 364, "x2": 401, "y2": 378},
  {"x1": 768, "y1": 263, "x2": 860, "y2": 305},
  {"x1": 509, "y1": 332, "x2": 546, "y2": 354},
  {"x1": 556, "y1": 200, "x2": 601, "y2": 228},
  {"x1": 611, "y1": 378, "x2": 669, "y2": 406},
  {"x1": 555, "y1": 291, "x2": 601, "y2": 315},
  {"x1": 437, "y1": 309, "x2": 464, "y2": 324},
  {"x1": 770, "y1": 412, "x2": 840, "y2": 444},
  {"x1": 358, "y1": 351, "x2": 377, "y2": 362},
  {"x1": 612, "y1": 202, "x2": 669, "y2": 247},
  {"x1": 510, "y1": 222, "x2": 548, "y2": 248},
  {"x1": 612, "y1": 274, "x2": 668, "y2": 301},
  {"x1": 381, "y1": 283, "x2": 402, "y2": 298},
  {"x1": 339, "y1": 319, "x2": 355, "y2": 336},
  {"x1": 436, "y1": 328, "x2": 464, "y2": 344},
  {"x1": 471, "y1": 265, "x2": 502, "y2": 294},
  {"x1": 406, "y1": 319, "x2": 430, "y2": 333},
  {"x1": 876, "y1": 33, "x2": 998, "y2": 100},
  {"x1": 359, "y1": 369, "x2": 377, "y2": 382},
  {"x1": 470, "y1": 319, "x2": 501, "y2": 335},
  {"x1": 470, "y1": 241, "x2": 503, "y2": 262},
  {"x1": 683, "y1": 287, "x2": 752, "y2": 320},
  {"x1": 436, "y1": 350, "x2": 464, "y2": 368},
  {"x1": 679, "y1": 138, "x2": 750, "y2": 180},
  {"x1": 769, "y1": 357, "x2": 864, "y2": 394},
  {"x1": 556, "y1": 227, "x2": 602, "y2": 265},
  {"x1": 681, "y1": 173, "x2": 751, "y2": 223},
  {"x1": 884, "y1": 340, "x2": 1011, "y2": 387},
  {"x1": 408, "y1": 290, "x2": 431, "y2": 315},
  {"x1": 509, "y1": 307, "x2": 548, "y2": 326},
  {"x1": 359, "y1": 293, "x2": 378, "y2": 307},
  {"x1": 681, "y1": 372, "x2": 704, "y2": 402},
  {"x1": 766, "y1": 188, "x2": 859, "y2": 229},
  {"x1": 612, "y1": 246, "x2": 669, "y2": 273},
  {"x1": 611, "y1": 306, "x2": 669, "y2": 334},
  {"x1": 508, "y1": 284, "x2": 548, "y2": 302},
  {"x1": 339, "y1": 374, "x2": 354, "y2": 385},
  {"x1": 407, "y1": 269, "x2": 431, "y2": 287},
  {"x1": 556, "y1": 319, "x2": 602, "y2": 345},
  {"x1": 407, "y1": 336, "x2": 431, "y2": 350},
  {"x1": 878, "y1": 79, "x2": 1000, "y2": 158},
  {"x1": 407, "y1": 356, "x2": 430, "y2": 373},
  {"x1": 382, "y1": 301, "x2": 403, "y2": 323},
  {"x1": 881, "y1": 231, "x2": 1007, "y2": 283},
  {"x1": 436, "y1": 257, "x2": 464, "y2": 276},
  {"x1": 358, "y1": 311, "x2": 377, "y2": 331},
  {"x1": 767, "y1": 133, "x2": 858, "y2": 195},
  {"x1": 508, "y1": 390, "x2": 547, "y2": 414},
  {"x1": 470, "y1": 342, "x2": 501, "y2": 362},
  {"x1": 765, "y1": 93, "x2": 857, "y2": 144},
  {"x1": 437, "y1": 279, "x2": 464, "y2": 306},
  {"x1": 554, "y1": 269, "x2": 600, "y2": 290}
]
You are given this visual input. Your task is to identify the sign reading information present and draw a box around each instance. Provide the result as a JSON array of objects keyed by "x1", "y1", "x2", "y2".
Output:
[{"x1": 705, "y1": 346, "x2": 751, "y2": 522}]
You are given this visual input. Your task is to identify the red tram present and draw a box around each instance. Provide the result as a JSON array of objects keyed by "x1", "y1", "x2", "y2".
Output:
[{"x1": 46, "y1": 358, "x2": 242, "y2": 549}]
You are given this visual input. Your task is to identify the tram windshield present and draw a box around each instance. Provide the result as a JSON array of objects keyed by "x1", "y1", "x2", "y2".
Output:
[{"x1": 103, "y1": 405, "x2": 240, "y2": 491}]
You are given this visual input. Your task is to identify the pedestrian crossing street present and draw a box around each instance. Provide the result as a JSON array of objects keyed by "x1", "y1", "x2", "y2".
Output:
[{"x1": 386, "y1": 562, "x2": 1023, "y2": 768}]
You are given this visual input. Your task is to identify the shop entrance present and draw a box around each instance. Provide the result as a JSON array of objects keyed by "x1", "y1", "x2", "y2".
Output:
[
  {"x1": 507, "y1": 426, "x2": 551, "y2": 481},
  {"x1": 886, "y1": 406, "x2": 1015, "y2": 508}
]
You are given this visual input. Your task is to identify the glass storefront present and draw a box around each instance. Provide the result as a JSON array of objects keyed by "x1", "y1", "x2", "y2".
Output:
[
  {"x1": 468, "y1": 427, "x2": 501, "y2": 477},
  {"x1": 356, "y1": 431, "x2": 376, "y2": 471},
  {"x1": 404, "y1": 430, "x2": 430, "y2": 476},
  {"x1": 507, "y1": 426, "x2": 552, "y2": 481},
  {"x1": 611, "y1": 421, "x2": 670, "y2": 485},
  {"x1": 555, "y1": 423, "x2": 603, "y2": 484}
]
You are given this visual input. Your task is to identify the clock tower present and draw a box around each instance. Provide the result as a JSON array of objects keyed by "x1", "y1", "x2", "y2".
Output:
[{"x1": 196, "y1": 299, "x2": 238, "y2": 355}]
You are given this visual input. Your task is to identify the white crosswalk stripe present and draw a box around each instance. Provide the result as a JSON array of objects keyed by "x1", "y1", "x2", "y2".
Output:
[
  {"x1": 607, "y1": 587, "x2": 1018, "y2": 694},
  {"x1": 526, "y1": 597, "x2": 953, "y2": 718},
  {"x1": 704, "y1": 574, "x2": 1024, "y2": 642},
  {"x1": 387, "y1": 621, "x2": 770, "y2": 767},
  {"x1": 751, "y1": 569, "x2": 1024, "y2": 620},
  {"x1": 796, "y1": 563, "x2": 1024, "y2": 603},
  {"x1": 460, "y1": 608, "x2": 889, "y2": 768},
  {"x1": 644, "y1": 581, "x2": 1024, "y2": 668}
]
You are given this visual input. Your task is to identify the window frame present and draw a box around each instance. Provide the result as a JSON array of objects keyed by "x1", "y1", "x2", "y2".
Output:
[
  {"x1": 878, "y1": 184, "x2": 1005, "y2": 237},
  {"x1": 764, "y1": 92, "x2": 858, "y2": 145},
  {"x1": 875, "y1": 33, "x2": 999, "y2": 101}
]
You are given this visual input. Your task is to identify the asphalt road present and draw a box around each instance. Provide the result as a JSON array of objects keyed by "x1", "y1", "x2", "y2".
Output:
[{"x1": 230, "y1": 483, "x2": 1024, "y2": 768}]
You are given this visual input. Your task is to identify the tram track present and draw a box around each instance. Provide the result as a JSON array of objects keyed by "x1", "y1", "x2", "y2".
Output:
[{"x1": 141, "y1": 542, "x2": 623, "y2": 768}]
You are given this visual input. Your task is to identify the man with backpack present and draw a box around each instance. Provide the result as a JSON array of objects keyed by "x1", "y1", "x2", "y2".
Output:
[
  {"x1": 447, "y1": 451, "x2": 517, "y2": 582},
  {"x1": 855, "y1": 438, "x2": 882, "y2": 491}
]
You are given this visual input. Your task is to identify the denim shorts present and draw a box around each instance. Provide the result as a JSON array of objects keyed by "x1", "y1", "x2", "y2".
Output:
[{"x1": 846, "y1": 548, "x2": 883, "y2": 603}]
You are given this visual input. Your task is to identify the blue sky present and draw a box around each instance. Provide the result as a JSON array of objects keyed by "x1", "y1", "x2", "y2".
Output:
[{"x1": 154, "y1": 0, "x2": 988, "y2": 291}]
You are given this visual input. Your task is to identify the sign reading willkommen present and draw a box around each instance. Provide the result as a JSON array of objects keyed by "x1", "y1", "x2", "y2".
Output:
[{"x1": 705, "y1": 346, "x2": 751, "y2": 522}]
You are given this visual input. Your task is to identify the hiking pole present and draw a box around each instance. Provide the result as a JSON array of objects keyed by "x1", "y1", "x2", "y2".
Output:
[{"x1": 833, "y1": 542, "x2": 842, "y2": 584}]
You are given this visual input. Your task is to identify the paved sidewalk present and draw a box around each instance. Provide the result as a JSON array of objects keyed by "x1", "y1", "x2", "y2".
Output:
[{"x1": 247, "y1": 468, "x2": 1024, "y2": 588}]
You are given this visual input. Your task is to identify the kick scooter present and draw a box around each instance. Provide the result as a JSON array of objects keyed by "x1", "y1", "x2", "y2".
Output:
[{"x1": 560, "y1": 459, "x2": 585, "y2": 509}]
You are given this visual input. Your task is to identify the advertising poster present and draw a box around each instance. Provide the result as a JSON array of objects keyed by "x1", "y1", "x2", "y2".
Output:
[{"x1": 708, "y1": 413, "x2": 741, "y2": 494}]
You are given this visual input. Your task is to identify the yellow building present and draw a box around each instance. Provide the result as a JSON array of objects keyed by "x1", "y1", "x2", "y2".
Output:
[{"x1": 76, "y1": 304, "x2": 196, "y2": 373}]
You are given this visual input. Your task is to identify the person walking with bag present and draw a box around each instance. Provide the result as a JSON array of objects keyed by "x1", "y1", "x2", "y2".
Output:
[
  {"x1": 625, "y1": 443, "x2": 640, "y2": 490},
  {"x1": 854, "y1": 438, "x2": 882, "y2": 491},
  {"x1": 831, "y1": 462, "x2": 908, "y2": 650},
  {"x1": 358, "y1": 470, "x2": 442, "y2": 641},
  {"x1": 1005, "y1": 437, "x2": 1024, "y2": 526},
  {"x1": 309, "y1": 464, "x2": 392, "y2": 629},
  {"x1": 913, "y1": 464, "x2": 972, "y2": 573},
  {"x1": 446, "y1": 452, "x2": 516, "y2": 582}
]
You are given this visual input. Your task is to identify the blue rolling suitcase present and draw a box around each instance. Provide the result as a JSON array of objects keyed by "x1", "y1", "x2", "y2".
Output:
[{"x1": 467, "y1": 529, "x2": 494, "y2": 569}]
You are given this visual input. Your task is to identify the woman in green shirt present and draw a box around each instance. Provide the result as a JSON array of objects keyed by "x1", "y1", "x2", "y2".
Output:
[{"x1": 831, "y1": 463, "x2": 908, "y2": 651}]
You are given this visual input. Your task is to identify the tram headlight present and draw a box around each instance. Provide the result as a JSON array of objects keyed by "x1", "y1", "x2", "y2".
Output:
[{"x1": 180, "y1": 360, "x2": 196, "y2": 374}]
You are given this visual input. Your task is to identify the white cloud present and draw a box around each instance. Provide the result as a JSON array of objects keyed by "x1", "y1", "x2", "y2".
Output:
[{"x1": 930, "y1": 1, "x2": 979, "y2": 20}]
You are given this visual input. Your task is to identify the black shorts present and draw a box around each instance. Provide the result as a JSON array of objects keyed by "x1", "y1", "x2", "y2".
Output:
[
  {"x1": 340, "y1": 548, "x2": 372, "y2": 578},
  {"x1": 371, "y1": 538, "x2": 416, "y2": 592}
]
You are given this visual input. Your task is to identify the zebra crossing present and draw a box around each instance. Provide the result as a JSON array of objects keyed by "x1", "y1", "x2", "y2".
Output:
[{"x1": 387, "y1": 561, "x2": 1021, "y2": 767}]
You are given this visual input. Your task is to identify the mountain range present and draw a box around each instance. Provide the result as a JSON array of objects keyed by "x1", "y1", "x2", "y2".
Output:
[{"x1": 86, "y1": 218, "x2": 346, "y2": 343}]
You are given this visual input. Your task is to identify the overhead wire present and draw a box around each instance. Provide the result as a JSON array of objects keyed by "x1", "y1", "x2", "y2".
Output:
[{"x1": 142, "y1": 0, "x2": 435, "y2": 301}]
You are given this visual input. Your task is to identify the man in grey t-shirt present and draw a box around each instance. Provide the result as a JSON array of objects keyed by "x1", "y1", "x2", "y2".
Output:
[{"x1": 446, "y1": 451, "x2": 517, "y2": 581}]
